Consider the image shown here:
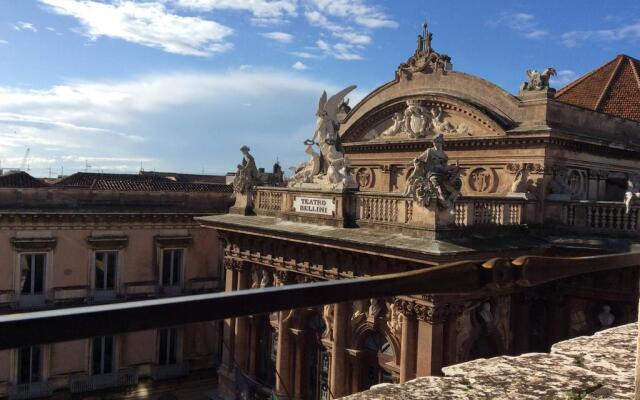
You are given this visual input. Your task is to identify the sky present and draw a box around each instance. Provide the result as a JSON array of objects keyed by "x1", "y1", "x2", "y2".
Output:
[{"x1": 0, "y1": 1, "x2": 639, "y2": 177}]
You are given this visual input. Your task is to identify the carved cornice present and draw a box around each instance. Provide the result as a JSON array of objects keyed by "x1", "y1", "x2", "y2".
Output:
[
  {"x1": 343, "y1": 135, "x2": 640, "y2": 160},
  {"x1": 11, "y1": 237, "x2": 57, "y2": 252},
  {"x1": 0, "y1": 212, "x2": 200, "y2": 228},
  {"x1": 86, "y1": 235, "x2": 129, "y2": 250},
  {"x1": 154, "y1": 235, "x2": 193, "y2": 248}
]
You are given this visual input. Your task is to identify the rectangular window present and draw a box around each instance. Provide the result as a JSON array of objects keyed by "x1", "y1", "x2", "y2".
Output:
[
  {"x1": 161, "y1": 249, "x2": 183, "y2": 287},
  {"x1": 157, "y1": 328, "x2": 178, "y2": 366},
  {"x1": 91, "y1": 336, "x2": 114, "y2": 375},
  {"x1": 17, "y1": 346, "x2": 41, "y2": 384},
  {"x1": 20, "y1": 254, "x2": 45, "y2": 295},
  {"x1": 94, "y1": 252, "x2": 117, "y2": 291}
]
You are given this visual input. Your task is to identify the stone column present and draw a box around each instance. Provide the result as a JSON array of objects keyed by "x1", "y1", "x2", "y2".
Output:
[
  {"x1": 234, "y1": 263, "x2": 251, "y2": 371},
  {"x1": 514, "y1": 296, "x2": 531, "y2": 354},
  {"x1": 399, "y1": 303, "x2": 418, "y2": 383},
  {"x1": 330, "y1": 302, "x2": 349, "y2": 397},
  {"x1": 414, "y1": 303, "x2": 445, "y2": 377},
  {"x1": 248, "y1": 317, "x2": 258, "y2": 377},
  {"x1": 635, "y1": 298, "x2": 640, "y2": 400},
  {"x1": 291, "y1": 329, "x2": 304, "y2": 400},
  {"x1": 275, "y1": 271, "x2": 294, "y2": 399},
  {"x1": 218, "y1": 257, "x2": 238, "y2": 396}
]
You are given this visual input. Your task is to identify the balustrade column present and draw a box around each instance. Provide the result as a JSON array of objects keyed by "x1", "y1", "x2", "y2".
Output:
[
  {"x1": 234, "y1": 263, "x2": 252, "y2": 371},
  {"x1": 399, "y1": 309, "x2": 418, "y2": 382},
  {"x1": 414, "y1": 304, "x2": 446, "y2": 377},
  {"x1": 330, "y1": 302, "x2": 349, "y2": 398}
]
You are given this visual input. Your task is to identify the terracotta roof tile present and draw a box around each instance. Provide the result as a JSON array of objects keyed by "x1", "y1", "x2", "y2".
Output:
[
  {"x1": 54, "y1": 172, "x2": 232, "y2": 193},
  {"x1": 0, "y1": 171, "x2": 47, "y2": 188},
  {"x1": 555, "y1": 54, "x2": 640, "y2": 122}
]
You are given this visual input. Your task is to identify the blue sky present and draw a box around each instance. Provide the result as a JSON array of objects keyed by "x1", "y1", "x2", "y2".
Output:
[{"x1": 0, "y1": 0, "x2": 639, "y2": 177}]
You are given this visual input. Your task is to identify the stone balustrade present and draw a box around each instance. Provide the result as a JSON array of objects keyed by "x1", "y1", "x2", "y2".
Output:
[{"x1": 252, "y1": 187, "x2": 640, "y2": 237}]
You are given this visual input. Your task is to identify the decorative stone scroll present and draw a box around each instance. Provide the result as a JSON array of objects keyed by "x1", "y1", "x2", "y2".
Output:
[
  {"x1": 404, "y1": 133, "x2": 462, "y2": 210},
  {"x1": 396, "y1": 21, "x2": 452, "y2": 79},
  {"x1": 289, "y1": 86, "x2": 358, "y2": 190}
]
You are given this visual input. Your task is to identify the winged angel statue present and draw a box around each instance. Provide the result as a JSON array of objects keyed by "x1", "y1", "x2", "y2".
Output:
[
  {"x1": 520, "y1": 67, "x2": 557, "y2": 91},
  {"x1": 289, "y1": 86, "x2": 358, "y2": 190}
]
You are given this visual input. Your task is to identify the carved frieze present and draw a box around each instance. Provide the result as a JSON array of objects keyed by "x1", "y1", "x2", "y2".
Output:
[{"x1": 468, "y1": 167, "x2": 494, "y2": 193}]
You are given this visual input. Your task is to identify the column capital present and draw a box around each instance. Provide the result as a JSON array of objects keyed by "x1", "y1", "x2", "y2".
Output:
[
  {"x1": 223, "y1": 257, "x2": 250, "y2": 272},
  {"x1": 414, "y1": 302, "x2": 463, "y2": 324}
]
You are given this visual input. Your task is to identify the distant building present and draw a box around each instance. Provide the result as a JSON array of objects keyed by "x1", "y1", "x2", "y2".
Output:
[{"x1": 0, "y1": 171, "x2": 233, "y2": 399}]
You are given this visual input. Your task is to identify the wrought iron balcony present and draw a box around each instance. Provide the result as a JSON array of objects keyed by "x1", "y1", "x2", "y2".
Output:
[
  {"x1": 8, "y1": 381, "x2": 52, "y2": 400},
  {"x1": 68, "y1": 369, "x2": 139, "y2": 393}
]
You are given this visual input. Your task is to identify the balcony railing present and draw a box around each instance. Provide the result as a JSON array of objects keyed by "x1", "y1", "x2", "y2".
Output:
[
  {"x1": 559, "y1": 201, "x2": 639, "y2": 233},
  {"x1": 68, "y1": 369, "x2": 139, "y2": 393},
  {"x1": 8, "y1": 381, "x2": 52, "y2": 400},
  {"x1": 151, "y1": 363, "x2": 189, "y2": 381}
]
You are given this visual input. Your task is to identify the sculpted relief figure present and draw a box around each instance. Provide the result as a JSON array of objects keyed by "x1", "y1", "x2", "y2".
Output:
[
  {"x1": 289, "y1": 86, "x2": 358, "y2": 190},
  {"x1": 520, "y1": 67, "x2": 557, "y2": 92},
  {"x1": 369, "y1": 101, "x2": 472, "y2": 140},
  {"x1": 404, "y1": 133, "x2": 462, "y2": 210},
  {"x1": 232, "y1": 145, "x2": 259, "y2": 194}
]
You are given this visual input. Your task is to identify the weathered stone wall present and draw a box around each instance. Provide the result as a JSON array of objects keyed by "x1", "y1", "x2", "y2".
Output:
[{"x1": 341, "y1": 323, "x2": 635, "y2": 399}]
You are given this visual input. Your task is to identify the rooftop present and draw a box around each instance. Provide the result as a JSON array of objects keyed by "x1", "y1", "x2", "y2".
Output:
[{"x1": 556, "y1": 54, "x2": 640, "y2": 122}]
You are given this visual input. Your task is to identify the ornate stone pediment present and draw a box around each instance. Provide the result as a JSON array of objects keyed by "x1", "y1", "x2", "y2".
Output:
[{"x1": 344, "y1": 98, "x2": 505, "y2": 143}]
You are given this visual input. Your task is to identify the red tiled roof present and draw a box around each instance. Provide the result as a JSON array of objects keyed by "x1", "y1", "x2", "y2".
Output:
[
  {"x1": 0, "y1": 171, "x2": 47, "y2": 188},
  {"x1": 555, "y1": 54, "x2": 640, "y2": 122},
  {"x1": 54, "y1": 172, "x2": 232, "y2": 193}
]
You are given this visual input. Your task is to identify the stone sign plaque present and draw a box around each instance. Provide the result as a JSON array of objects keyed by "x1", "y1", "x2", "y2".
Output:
[{"x1": 293, "y1": 196, "x2": 335, "y2": 216}]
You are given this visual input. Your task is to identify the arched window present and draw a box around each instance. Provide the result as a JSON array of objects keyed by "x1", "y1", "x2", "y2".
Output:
[{"x1": 362, "y1": 331, "x2": 394, "y2": 389}]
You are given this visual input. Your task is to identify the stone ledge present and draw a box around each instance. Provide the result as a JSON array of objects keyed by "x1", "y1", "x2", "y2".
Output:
[{"x1": 341, "y1": 323, "x2": 636, "y2": 399}]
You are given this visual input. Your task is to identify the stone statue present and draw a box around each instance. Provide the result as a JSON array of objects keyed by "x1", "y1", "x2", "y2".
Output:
[
  {"x1": 624, "y1": 175, "x2": 640, "y2": 214},
  {"x1": 352, "y1": 300, "x2": 367, "y2": 321},
  {"x1": 251, "y1": 268, "x2": 261, "y2": 289},
  {"x1": 520, "y1": 67, "x2": 557, "y2": 91},
  {"x1": 323, "y1": 304, "x2": 334, "y2": 338},
  {"x1": 380, "y1": 112, "x2": 405, "y2": 137},
  {"x1": 397, "y1": 21, "x2": 452, "y2": 79},
  {"x1": 259, "y1": 270, "x2": 272, "y2": 288},
  {"x1": 597, "y1": 305, "x2": 615, "y2": 328},
  {"x1": 387, "y1": 301, "x2": 403, "y2": 338},
  {"x1": 288, "y1": 86, "x2": 358, "y2": 190},
  {"x1": 479, "y1": 302, "x2": 493, "y2": 324},
  {"x1": 430, "y1": 106, "x2": 456, "y2": 134},
  {"x1": 368, "y1": 298, "x2": 384, "y2": 320},
  {"x1": 232, "y1": 145, "x2": 259, "y2": 194},
  {"x1": 404, "y1": 133, "x2": 462, "y2": 210},
  {"x1": 549, "y1": 168, "x2": 572, "y2": 195}
]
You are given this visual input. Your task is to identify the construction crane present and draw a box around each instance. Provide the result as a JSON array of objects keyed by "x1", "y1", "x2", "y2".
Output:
[{"x1": 20, "y1": 148, "x2": 30, "y2": 171}]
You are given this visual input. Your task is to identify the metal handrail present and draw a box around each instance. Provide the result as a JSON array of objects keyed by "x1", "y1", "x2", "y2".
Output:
[{"x1": 0, "y1": 252, "x2": 638, "y2": 350}]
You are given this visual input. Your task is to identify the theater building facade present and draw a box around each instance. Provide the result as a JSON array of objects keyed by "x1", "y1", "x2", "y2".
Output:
[{"x1": 200, "y1": 27, "x2": 640, "y2": 399}]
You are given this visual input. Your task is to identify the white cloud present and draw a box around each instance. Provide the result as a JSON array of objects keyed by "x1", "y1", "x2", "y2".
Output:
[
  {"x1": 170, "y1": 0, "x2": 297, "y2": 24},
  {"x1": 307, "y1": 0, "x2": 396, "y2": 29},
  {"x1": 13, "y1": 21, "x2": 38, "y2": 32},
  {"x1": 317, "y1": 39, "x2": 362, "y2": 61},
  {"x1": 561, "y1": 20, "x2": 640, "y2": 47},
  {"x1": 290, "y1": 51, "x2": 320, "y2": 59},
  {"x1": 332, "y1": 31, "x2": 371, "y2": 45},
  {"x1": 550, "y1": 70, "x2": 577, "y2": 87},
  {"x1": 39, "y1": 0, "x2": 233, "y2": 56},
  {"x1": 0, "y1": 70, "x2": 343, "y2": 176},
  {"x1": 0, "y1": 39, "x2": 7, "y2": 45},
  {"x1": 261, "y1": 31, "x2": 294, "y2": 43},
  {"x1": 488, "y1": 12, "x2": 548, "y2": 39},
  {"x1": 292, "y1": 61, "x2": 308, "y2": 70}
]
